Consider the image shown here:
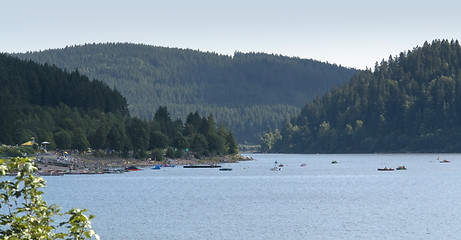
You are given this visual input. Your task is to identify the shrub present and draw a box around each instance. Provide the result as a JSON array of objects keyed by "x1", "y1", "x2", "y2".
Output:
[{"x1": 0, "y1": 157, "x2": 99, "y2": 239}]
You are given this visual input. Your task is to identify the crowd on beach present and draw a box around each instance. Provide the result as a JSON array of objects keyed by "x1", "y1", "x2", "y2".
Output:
[
  {"x1": 36, "y1": 150, "x2": 85, "y2": 170},
  {"x1": 31, "y1": 148, "x2": 253, "y2": 175}
]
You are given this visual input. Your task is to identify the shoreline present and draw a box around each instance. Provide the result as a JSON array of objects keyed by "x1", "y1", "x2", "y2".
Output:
[{"x1": 35, "y1": 152, "x2": 253, "y2": 174}]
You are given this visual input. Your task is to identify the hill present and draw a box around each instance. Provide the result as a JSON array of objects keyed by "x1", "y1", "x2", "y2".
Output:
[
  {"x1": 265, "y1": 39, "x2": 461, "y2": 153},
  {"x1": 13, "y1": 43, "x2": 356, "y2": 143},
  {"x1": 0, "y1": 54, "x2": 237, "y2": 159},
  {"x1": 0, "y1": 53, "x2": 128, "y2": 145}
]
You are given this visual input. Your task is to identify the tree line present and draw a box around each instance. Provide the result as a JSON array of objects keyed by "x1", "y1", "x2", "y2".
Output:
[
  {"x1": 264, "y1": 39, "x2": 461, "y2": 153},
  {"x1": 0, "y1": 54, "x2": 237, "y2": 159},
  {"x1": 13, "y1": 43, "x2": 356, "y2": 143}
]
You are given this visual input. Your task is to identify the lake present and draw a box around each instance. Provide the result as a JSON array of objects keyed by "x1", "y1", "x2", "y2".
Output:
[{"x1": 42, "y1": 153, "x2": 461, "y2": 239}]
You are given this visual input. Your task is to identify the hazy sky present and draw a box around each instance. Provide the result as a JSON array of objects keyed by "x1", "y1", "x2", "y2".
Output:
[{"x1": 2, "y1": 0, "x2": 461, "y2": 69}]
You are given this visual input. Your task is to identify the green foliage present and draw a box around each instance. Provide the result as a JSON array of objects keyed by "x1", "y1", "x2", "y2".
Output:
[
  {"x1": 259, "y1": 129, "x2": 282, "y2": 153},
  {"x1": 151, "y1": 148, "x2": 165, "y2": 161},
  {"x1": 190, "y1": 134, "x2": 209, "y2": 157},
  {"x1": 72, "y1": 129, "x2": 90, "y2": 152},
  {"x1": 149, "y1": 131, "x2": 169, "y2": 150},
  {"x1": 272, "y1": 39, "x2": 461, "y2": 153},
  {"x1": 171, "y1": 132, "x2": 189, "y2": 150},
  {"x1": 0, "y1": 53, "x2": 128, "y2": 146},
  {"x1": 0, "y1": 146, "x2": 35, "y2": 158},
  {"x1": 54, "y1": 130, "x2": 72, "y2": 149},
  {"x1": 225, "y1": 132, "x2": 238, "y2": 155},
  {"x1": 0, "y1": 54, "x2": 238, "y2": 159},
  {"x1": 13, "y1": 43, "x2": 356, "y2": 143},
  {"x1": 165, "y1": 147, "x2": 176, "y2": 159},
  {"x1": 0, "y1": 157, "x2": 99, "y2": 239}
]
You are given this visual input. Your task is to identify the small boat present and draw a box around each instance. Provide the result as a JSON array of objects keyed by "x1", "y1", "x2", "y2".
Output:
[
  {"x1": 300, "y1": 163, "x2": 307, "y2": 167},
  {"x1": 270, "y1": 167, "x2": 282, "y2": 171},
  {"x1": 103, "y1": 168, "x2": 124, "y2": 174},
  {"x1": 396, "y1": 166, "x2": 407, "y2": 170},
  {"x1": 331, "y1": 160, "x2": 338, "y2": 164},
  {"x1": 152, "y1": 165, "x2": 161, "y2": 170},
  {"x1": 278, "y1": 164, "x2": 284, "y2": 167},
  {"x1": 125, "y1": 166, "x2": 142, "y2": 171},
  {"x1": 219, "y1": 168, "x2": 232, "y2": 171},
  {"x1": 38, "y1": 171, "x2": 64, "y2": 176},
  {"x1": 377, "y1": 167, "x2": 394, "y2": 171},
  {"x1": 438, "y1": 156, "x2": 450, "y2": 163}
]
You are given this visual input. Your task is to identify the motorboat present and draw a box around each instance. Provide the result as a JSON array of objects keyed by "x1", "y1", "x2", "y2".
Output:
[
  {"x1": 219, "y1": 168, "x2": 233, "y2": 171},
  {"x1": 438, "y1": 156, "x2": 450, "y2": 163},
  {"x1": 377, "y1": 167, "x2": 394, "y2": 171},
  {"x1": 125, "y1": 166, "x2": 142, "y2": 171}
]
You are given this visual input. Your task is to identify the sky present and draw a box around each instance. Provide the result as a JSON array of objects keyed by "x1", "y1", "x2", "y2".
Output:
[{"x1": 2, "y1": 0, "x2": 461, "y2": 69}]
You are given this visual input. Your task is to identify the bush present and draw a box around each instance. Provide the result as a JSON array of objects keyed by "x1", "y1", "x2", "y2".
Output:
[
  {"x1": 151, "y1": 148, "x2": 164, "y2": 161},
  {"x1": 0, "y1": 157, "x2": 99, "y2": 239}
]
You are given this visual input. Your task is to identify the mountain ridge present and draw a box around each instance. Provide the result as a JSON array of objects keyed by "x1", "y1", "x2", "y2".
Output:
[
  {"x1": 13, "y1": 43, "x2": 357, "y2": 143},
  {"x1": 267, "y1": 39, "x2": 461, "y2": 153}
]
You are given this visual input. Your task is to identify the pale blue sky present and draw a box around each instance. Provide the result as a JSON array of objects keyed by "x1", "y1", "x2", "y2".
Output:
[{"x1": 2, "y1": 0, "x2": 461, "y2": 69}]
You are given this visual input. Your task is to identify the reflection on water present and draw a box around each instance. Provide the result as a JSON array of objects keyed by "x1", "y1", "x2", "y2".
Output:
[{"x1": 43, "y1": 153, "x2": 461, "y2": 239}]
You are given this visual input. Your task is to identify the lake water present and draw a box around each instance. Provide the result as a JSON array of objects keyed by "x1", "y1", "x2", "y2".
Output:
[{"x1": 42, "y1": 153, "x2": 461, "y2": 239}]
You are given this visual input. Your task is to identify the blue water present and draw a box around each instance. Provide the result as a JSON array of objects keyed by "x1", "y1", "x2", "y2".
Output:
[{"x1": 42, "y1": 153, "x2": 461, "y2": 239}]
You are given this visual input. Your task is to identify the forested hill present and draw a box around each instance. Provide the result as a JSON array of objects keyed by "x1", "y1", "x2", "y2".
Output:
[
  {"x1": 0, "y1": 53, "x2": 128, "y2": 144},
  {"x1": 265, "y1": 39, "x2": 461, "y2": 153},
  {"x1": 0, "y1": 54, "x2": 238, "y2": 159},
  {"x1": 13, "y1": 43, "x2": 356, "y2": 143},
  {"x1": 0, "y1": 54, "x2": 129, "y2": 116}
]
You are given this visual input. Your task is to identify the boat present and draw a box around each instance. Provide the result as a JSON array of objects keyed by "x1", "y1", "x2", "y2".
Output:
[
  {"x1": 396, "y1": 166, "x2": 407, "y2": 170},
  {"x1": 37, "y1": 171, "x2": 64, "y2": 176},
  {"x1": 270, "y1": 166, "x2": 282, "y2": 171},
  {"x1": 278, "y1": 164, "x2": 284, "y2": 167},
  {"x1": 437, "y1": 156, "x2": 450, "y2": 163},
  {"x1": 125, "y1": 165, "x2": 142, "y2": 171},
  {"x1": 300, "y1": 163, "x2": 307, "y2": 167},
  {"x1": 219, "y1": 168, "x2": 233, "y2": 171},
  {"x1": 331, "y1": 160, "x2": 338, "y2": 164},
  {"x1": 102, "y1": 168, "x2": 124, "y2": 174},
  {"x1": 152, "y1": 165, "x2": 161, "y2": 170},
  {"x1": 377, "y1": 167, "x2": 394, "y2": 171}
]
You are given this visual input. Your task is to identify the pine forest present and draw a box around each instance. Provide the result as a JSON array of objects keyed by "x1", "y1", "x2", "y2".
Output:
[
  {"x1": 265, "y1": 40, "x2": 461, "y2": 153},
  {"x1": 13, "y1": 43, "x2": 356, "y2": 144}
]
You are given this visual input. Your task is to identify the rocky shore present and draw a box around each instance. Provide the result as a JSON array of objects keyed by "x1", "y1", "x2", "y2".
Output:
[{"x1": 35, "y1": 151, "x2": 253, "y2": 174}]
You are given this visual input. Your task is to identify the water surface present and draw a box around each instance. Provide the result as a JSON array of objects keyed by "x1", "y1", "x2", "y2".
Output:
[{"x1": 43, "y1": 153, "x2": 461, "y2": 239}]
